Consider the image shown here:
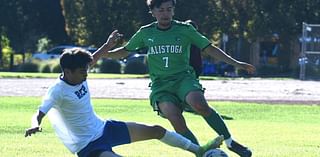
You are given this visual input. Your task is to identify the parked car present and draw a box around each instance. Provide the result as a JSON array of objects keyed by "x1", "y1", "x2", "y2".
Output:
[
  {"x1": 122, "y1": 53, "x2": 147, "y2": 64},
  {"x1": 122, "y1": 53, "x2": 148, "y2": 74},
  {"x1": 32, "y1": 45, "x2": 97, "y2": 60}
]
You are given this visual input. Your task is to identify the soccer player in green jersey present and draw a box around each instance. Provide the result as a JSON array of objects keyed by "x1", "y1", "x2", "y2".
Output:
[{"x1": 93, "y1": 0, "x2": 255, "y2": 157}]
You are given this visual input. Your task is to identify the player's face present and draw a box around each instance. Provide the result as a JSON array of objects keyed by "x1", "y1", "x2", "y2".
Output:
[
  {"x1": 67, "y1": 66, "x2": 89, "y2": 85},
  {"x1": 151, "y1": 1, "x2": 175, "y2": 29}
]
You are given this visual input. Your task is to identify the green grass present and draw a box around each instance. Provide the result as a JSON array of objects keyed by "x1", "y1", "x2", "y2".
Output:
[{"x1": 1, "y1": 97, "x2": 319, "y2": 157}]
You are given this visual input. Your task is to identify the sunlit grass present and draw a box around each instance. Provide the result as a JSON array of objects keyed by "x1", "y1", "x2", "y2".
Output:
[{"x1": 1, "y1": 97, "x2": 319, "y2": 157}]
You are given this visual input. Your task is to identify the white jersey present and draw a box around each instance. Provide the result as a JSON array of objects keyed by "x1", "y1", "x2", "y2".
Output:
[{"x1": 39, "y1": 78, "x2": 105, "y2": 154}]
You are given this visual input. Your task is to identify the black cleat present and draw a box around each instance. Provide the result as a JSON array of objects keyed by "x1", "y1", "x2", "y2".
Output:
[{"x1": 227, "y1": 140, "x2": 252, "y2": 157}]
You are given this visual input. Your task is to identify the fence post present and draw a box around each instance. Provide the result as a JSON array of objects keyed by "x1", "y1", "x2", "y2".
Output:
[{"x1": 299, "y1": 22, "x2": 307, "y2": 80}]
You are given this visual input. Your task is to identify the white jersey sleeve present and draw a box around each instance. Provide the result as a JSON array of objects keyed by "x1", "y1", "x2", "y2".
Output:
[{"x1": 39, "y1": 82, "x2": 63, "y2": 114}]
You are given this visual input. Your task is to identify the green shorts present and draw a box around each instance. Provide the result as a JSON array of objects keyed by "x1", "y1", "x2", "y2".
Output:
[{"x1": 149, "y1": 71, "x2": 204, "y2": 117}]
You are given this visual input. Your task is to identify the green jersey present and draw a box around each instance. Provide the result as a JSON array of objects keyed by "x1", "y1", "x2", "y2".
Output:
[{"x1": 124, "y1": 20, "x2": 211, "y2": 81}]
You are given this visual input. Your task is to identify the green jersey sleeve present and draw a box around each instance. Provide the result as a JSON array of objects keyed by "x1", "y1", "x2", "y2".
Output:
[
  {"x1": 124, "y1": 28, "x2": 145, "y2": 51},
  {"x1": 185, "y1": 25, "x2": 211, "y2": 50}
]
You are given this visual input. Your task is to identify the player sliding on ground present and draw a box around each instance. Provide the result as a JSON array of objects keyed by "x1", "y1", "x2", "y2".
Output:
[{"x1": 25, "y1": 31, "x2": 224, "y2": 157}]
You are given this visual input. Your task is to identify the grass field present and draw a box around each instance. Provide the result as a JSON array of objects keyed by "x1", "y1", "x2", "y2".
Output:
[{"x1": 1, "y1": 97, "x2": 319, "y2": 157}]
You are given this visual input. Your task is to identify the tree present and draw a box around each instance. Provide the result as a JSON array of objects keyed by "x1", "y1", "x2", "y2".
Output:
[
  {"x1": 0, "y1": 32, "x2": 3, "y2": 67},
  {"x1": 61, "y1": 0, "x2": 148, "y2": 46},
  {"x1": 0, "y1": 0, "x2": 69, "y2": 53},
  {"x1": 36, "y1": 0, "x2": 70, "y2": 44}
]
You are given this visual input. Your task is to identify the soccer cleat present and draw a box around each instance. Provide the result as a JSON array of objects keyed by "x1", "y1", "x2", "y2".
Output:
[
  {"x1": 227, "y1": 140, "x2": 252, "y2": 157},
  {"x1": 196, "y1": 135, "x2": 224, "y2": 157}
]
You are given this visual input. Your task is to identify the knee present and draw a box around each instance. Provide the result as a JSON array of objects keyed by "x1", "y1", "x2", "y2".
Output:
[
  {"x1": 151, "y1": 125, "x2": 166, "y2": 139},
  {"x1": 192, "y1": 103, "x2": 211, "y2": 116}
]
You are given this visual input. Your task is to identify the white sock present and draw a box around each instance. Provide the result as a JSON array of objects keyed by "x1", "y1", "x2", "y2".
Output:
[
  {"x1": 225, "y1": 137, "x2": 233, "y2": 148},
  {"x1": 160, "y1": 130, "x2": 200, "y2": 153}
]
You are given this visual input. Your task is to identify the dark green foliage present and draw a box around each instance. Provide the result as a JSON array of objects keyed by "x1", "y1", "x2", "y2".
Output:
[
  {"x1": 61, "y1": 0, "x2": 148, "y2": 46},
  {"x1": 17, "y1": 62, "x2": 39, "y2": 72},
  {"x1": 1, "y1": 0, "x2": 68, "y2": 53},
  {"x1": 40, "y1": 64, "x2": 52, "y2": 73},
  {"x1": 99, "y1": 59, "x2": 121, "y2": 74},
  {"x1": 124, "y1": 61, "x2": 148, "y2": 74},
  {"x1": 52, "y1": 64, "x2": 62, "y2": 73},
  {"x1": 2, "y1": 0, "x2": 320, "y2": 74}
]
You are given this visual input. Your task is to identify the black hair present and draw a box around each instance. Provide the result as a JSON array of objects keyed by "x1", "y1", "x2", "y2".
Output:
[
  {"x1": 146, "y1": 0, "x2": 176, "y2": 10},
  {"x1": 59, "y1": 48, "x2": 93, "y2": 72}
]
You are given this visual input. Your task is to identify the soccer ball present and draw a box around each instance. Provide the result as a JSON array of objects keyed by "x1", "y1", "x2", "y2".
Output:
[{"x1": 202, "y1": 148, "x2": 228, "y2": 157}]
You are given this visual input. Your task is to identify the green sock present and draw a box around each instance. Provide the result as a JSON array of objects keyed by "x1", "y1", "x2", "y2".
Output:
[
  {"x1": 203, "y1": 109, "x2": 231, "y2": 139},
  {"x1": 181, "y1": 129, "x2": 199, "y2": 145}
]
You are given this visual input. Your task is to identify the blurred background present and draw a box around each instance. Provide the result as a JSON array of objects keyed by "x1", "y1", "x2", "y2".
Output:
[{"x1": 0, "y1": 0, "x2": 320, "y2": 79}]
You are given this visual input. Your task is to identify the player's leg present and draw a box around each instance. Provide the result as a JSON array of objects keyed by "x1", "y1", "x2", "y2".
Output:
[
  {"x1": 126, "y1": 122, "x2": 164, "y2": 141},
  {"x1": 125, "y1": 122, "x2": 224, "y2": 157},
  {"x1": 157, "y1": 101, "x2": 199, "y2": 145},
  {"x1": 177, "y1": 76, "x2": 231, "y2": 139},
  {"x1": 150, "y1": 87, "x2": 199, "y2": 145},
  {"x1": 186, "y1": 90, "x2": 231, "y2": 137},
  {"x1": 126, "y1": 122, "x2": 198, "y2": 153},
  {"x1": 186, "y1": 91, "x2": 252, "y2": 157}
]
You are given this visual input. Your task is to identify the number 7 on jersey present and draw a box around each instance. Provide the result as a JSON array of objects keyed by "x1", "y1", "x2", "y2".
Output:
[{"x1": 163, "y1": 56, "x2": 169, "y2": 68}]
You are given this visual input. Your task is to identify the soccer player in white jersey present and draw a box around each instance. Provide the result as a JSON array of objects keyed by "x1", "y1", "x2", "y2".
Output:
[{"x1": 25, "y1": 30, "x2": 224, "y2": 157}]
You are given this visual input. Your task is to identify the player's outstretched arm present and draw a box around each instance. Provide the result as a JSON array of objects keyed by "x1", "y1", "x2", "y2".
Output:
[
  {"x1": 25, "y1": 110, "x2": 45, "y2": 137},
  {"x1": 204, "y1": 45, "x2": 256, "y2": 74},
  {"x1": 91, "y1": 30, "x2": 129, "y2": 66}
]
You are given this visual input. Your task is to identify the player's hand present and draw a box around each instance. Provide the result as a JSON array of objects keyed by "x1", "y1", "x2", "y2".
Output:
[
  {"x1": 25, "y1": 127, "x2": 42, "y2": 137},
  {"x1": 238, "y1": 62, "x2": 256, "y2": 74},
  {"x1": 105, "y1": 30, "x2": 123, "y2": 48}
]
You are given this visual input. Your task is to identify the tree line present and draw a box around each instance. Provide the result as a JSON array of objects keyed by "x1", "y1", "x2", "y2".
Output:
[{"x1": 1, "y1": 0, "x2": 320, "y2": 69}]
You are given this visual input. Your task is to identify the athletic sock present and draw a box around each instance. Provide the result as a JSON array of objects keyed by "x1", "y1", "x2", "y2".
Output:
[
  {"x1": 160, "y1": 130, "x2": 200, "y2": 153},
  {"x1": 181, "y1": 129, "x2": 199, "y2": 145},
  {"x1": 203, "y1": 109, "x2": 231, "y2": 139},
  {"x1": 225, "y1": 137, "x2": 233, "y2": 147}
]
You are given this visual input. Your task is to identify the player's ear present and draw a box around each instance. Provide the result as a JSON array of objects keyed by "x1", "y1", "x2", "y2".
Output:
[{"x1": 63, "y1": 68, "x2": 72, "y2": 76}]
